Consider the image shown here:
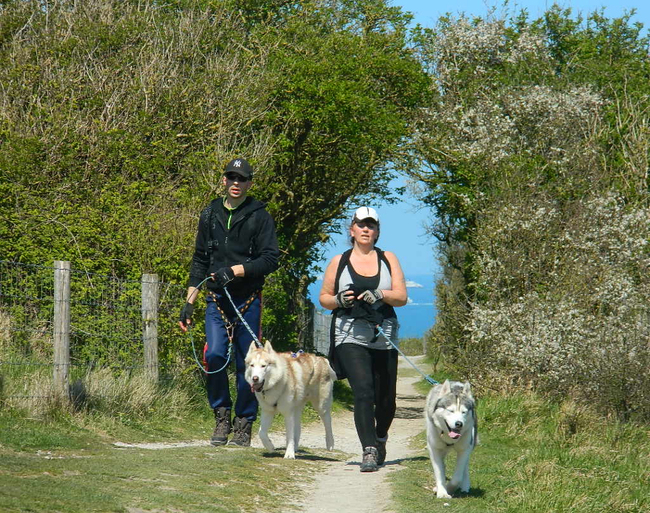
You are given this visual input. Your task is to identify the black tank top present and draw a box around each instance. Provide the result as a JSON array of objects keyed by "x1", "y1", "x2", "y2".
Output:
[{"x1": 347, "y1": 262, "x2": 380, "y2": 291}]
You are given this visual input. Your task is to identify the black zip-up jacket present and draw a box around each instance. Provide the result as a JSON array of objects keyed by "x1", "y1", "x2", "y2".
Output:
[{"x1": 188, "y1": 197, "x2": 280, "y2": 297}]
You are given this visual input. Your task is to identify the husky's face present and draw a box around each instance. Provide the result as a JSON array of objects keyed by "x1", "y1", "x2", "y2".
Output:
[
  {"x1": 245, "y1": 341, "x2": 275, "y2": 393},
  {"x1": 433, "y1": 382, "x2": 474, "y2": 441}
]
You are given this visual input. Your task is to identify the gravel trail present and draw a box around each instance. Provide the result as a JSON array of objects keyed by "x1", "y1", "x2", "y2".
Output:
[
  {"x1": 288, "y1": 355, "x2": 428, "y2": 513},
  {"x1": 114, "y1": 356, "x2": 429, "y2": 513}
]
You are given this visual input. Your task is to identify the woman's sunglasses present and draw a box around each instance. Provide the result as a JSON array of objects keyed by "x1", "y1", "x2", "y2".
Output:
[{"x1": 355, "y1": 221, "x2": 378, "y2": 230}]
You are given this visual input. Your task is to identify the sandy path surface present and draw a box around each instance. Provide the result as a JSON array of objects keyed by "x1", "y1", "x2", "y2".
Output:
[
  {"x1": 286, "y1": 355, "x2": 428, "y2": 513},
  {"x1": 114, "y1": 356, "x2": 429, "y2": 513}
]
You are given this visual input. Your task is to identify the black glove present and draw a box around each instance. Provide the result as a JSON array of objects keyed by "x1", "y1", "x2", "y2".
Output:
[
  {"x1": 179, "y1": 302, "x2": 194, "y2": 328},
  {"x1": 335, "y1": 290, "x2": 354, "y2": 309},
  {"x1": 359, "y1": 289, "x2": 383, "y2": 305},
  {"x1": 212, "y1": 267, "x2": 235, "y2": 288}
]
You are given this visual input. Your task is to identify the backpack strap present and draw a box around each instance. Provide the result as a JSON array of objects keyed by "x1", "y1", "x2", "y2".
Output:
[
  {"x1": 375, "y1": 246, "x2": 391, "y2": 274},
  {"x1": 245, "y1": 209, "x2": 259, "y2": 257},
  {"x1": 329, "y1": 248, "x2": 352, "y2": 380},
  {"x1": 333, "y1": 247, "x2": 391, "y2": 294},
  {"x1": 333, "y1": 248, "x2": 352, "y2": 295},
  {"x1": 203, "y1": 200, "x2": 219, "y2": 267}
]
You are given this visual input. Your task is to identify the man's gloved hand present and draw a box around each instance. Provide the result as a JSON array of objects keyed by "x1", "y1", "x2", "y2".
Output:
[
  {"x1": 179, "y1": 302, "x2": 194, "y2": 329},
  {"x1": 212, "y1": 267, "x2": 235, "y2": 288},
  {"x1": 335, "y1": 290, "x2": 354, "y2": 309},
  {"x1": 359, "y1": 289, "x2": 383, "y2": 305}
]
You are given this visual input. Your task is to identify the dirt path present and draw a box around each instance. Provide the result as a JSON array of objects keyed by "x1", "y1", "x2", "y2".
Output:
[
  {"x1": 114, "y1": 356, "x2": 429, "y2": 512},
  {"x1": 286, "y1": 355, "x2": 428, "y2": 513}
]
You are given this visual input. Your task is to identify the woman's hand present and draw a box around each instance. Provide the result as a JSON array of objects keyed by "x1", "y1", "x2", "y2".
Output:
[
  {"x1": 358, "y1": 289, "x2": 383, "y2": 304},
  {"x1": 335, "y1": 290, "x2": 355, "y2": 308}
]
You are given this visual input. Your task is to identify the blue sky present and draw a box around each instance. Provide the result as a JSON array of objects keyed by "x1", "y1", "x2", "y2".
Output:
[
  {"x1": 396, "y1": 0, "x2": 650, "y2": 28},
  {"x1": 315, "y1": 177, "x2": 439, "y2": 279},
  {"x1": 315, "y1": 0, "x2": 650, "y2": 286}
]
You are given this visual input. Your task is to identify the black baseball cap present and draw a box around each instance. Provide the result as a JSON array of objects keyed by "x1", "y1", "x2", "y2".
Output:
[{"x1": 224, "y1": 158, "x2": 253, "y2": 179}]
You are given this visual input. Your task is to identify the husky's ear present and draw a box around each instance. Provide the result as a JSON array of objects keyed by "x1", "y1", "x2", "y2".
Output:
[
  {"x1": 245, "y1": 341, "x2": 256, "y2": 357},
  {"x1": 264, "y1": 339, "x2": 274, "y2": 353},
  {"x1": 440, "y1": 380, "x2": 451, "y2": 395},
  {"x1": 463, "y1": 381, "x2": 473, "y2": 397}
]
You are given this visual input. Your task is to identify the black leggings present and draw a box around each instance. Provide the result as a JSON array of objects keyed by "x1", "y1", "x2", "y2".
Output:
[{"x1": 336, "y1": 343, "x2": 398, "y2": 450}]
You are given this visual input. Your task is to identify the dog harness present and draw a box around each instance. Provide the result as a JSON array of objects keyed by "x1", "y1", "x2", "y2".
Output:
[{"x1": 205, "y1": 290, "x2": 260, "y2": 362}]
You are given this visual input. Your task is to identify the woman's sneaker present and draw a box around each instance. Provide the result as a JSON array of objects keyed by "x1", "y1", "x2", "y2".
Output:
[{"x1": 360, "y1": 446, "x2": 379, "y2": 472}]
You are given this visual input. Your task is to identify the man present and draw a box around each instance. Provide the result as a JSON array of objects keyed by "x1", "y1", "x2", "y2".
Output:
[{"x1": 179, "y1": 158, "x2": 279, "y2": 446}]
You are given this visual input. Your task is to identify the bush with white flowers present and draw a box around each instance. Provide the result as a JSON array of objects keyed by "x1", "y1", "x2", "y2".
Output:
[{"x1": 415, "y1": 10, "x2": 650, "y2": 419}]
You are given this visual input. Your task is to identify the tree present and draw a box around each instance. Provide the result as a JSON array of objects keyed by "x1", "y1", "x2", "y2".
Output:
[
  {"x1": 0, "y1": 0, "x2": 429, "y2": 353},
  {"x1": 250, "y1": 0, "x2": 430, "y2": 344}
]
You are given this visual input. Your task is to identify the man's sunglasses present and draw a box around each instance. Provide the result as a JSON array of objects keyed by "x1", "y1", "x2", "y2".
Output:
[{"x1": 225, "y1": 173, "x2": 249, "y2": 182}]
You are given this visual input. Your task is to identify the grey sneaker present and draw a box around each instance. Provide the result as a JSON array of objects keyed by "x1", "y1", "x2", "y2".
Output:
[
  {"x1": 228, "y1": 417, "x2": 252, "y2": 447},
  {"x1": 210, "y1": 407, "x2": 231, "y2": 446},
  {"x1": 360, "y1": 446, "x2": 379, "y2": 472},
  {"x1": 376, "y1": 438, "x2": 387, "y2": 466}
]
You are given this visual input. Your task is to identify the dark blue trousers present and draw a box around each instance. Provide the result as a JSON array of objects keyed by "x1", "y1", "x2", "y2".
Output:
[{"x1": 204, "y1": 293, "x2": 260, "y2": 421}]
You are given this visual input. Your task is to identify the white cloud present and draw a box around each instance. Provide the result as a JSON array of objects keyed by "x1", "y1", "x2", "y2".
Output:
[
  {"x1": 405, "y1": 280, "x2": 424, "y2": 288},
  {"x1": 406, "y1": 297, "x2": 434, "y2": 306}
]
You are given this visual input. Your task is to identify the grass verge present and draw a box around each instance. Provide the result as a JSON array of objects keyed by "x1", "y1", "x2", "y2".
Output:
[
  {"x1": 0, "y1": 394, "x2": 352, "y2": 513},
  {"x1": 0, "y1": 365, "x2": 355, "y2": 513},
  {"x1": 0, "y1": 430, "x2": 334, "y2": 512},
  {"x1": 390, "y1": 377, "x2": 649, "y2": 513}
]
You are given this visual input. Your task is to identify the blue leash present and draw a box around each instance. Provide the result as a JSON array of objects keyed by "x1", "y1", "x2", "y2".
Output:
[
  {"x1": 222, "y1": 286, "x2": 262, "y2": 349},
  {"x1": 186, "y1": 276, "x2": 262, "y2": 375},
  {"x1": 189, "y1": 326, "x2": 232, "y2": 375},
  {"x1": 375, "y1": 325, "x2": 439, "y2": 386}
]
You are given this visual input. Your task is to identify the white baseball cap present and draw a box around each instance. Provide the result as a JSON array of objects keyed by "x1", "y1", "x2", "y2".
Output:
[{"x1": 352, "y1": 206, "x2": 379, "y2": 223}]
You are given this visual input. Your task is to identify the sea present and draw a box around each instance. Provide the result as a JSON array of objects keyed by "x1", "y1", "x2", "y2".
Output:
[{"x1": 307, "y1": 273, "x2": 437, "y2": 339}]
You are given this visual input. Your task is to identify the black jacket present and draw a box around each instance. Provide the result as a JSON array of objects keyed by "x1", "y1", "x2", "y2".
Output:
[{"x1": 188, "y1": 197, "x2": 280, "y2": 297}]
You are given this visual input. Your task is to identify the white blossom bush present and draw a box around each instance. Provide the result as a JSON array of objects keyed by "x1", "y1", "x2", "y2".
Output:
[
  {"x1": 505, "y1": 29, "x2": 550, "y2": 64},
  {"x1": 415, "y1": 17, "x2": 604, "y2": 183},
  {"x1": 469, "y1": 195, "x2": 650, "y2": 418},
  {"x1": 415, "y1": 11, "x2": 650, "y2": 420},
  {"x1": 421, "y1": 84, "x2": 602, "y2": 170},
  {"x1": 503, "y1": 85, "x2": 604, "y2": 166}
]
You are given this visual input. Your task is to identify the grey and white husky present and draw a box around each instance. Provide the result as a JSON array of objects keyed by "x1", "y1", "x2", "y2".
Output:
[
  {"x1": 425, "y1": 380, "x2": 478, "y2": 498},
  {"x1": 245, "y1": 340, "x2": 336, "y2": 459}
]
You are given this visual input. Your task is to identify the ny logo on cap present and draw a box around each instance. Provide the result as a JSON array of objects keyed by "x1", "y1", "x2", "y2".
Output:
[{"x1": 233, "y1": 160, "x2": 242, "y2": 168}]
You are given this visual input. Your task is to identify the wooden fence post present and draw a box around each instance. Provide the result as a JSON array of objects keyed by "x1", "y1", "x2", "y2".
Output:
[
  {"x1": 53, "y1": 260, "x2": 71, "y2": 399},
  {"x1": 142, "y1": 274, "x2": 159, "y2": 383}
]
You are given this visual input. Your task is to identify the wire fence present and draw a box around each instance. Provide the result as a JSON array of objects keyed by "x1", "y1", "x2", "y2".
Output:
[
  {"x1": 0, "y1": 260, "x2": 337, "y2": 408},
  {"x1": 312, "y1": 308, "x2": 330, "y2": 356},
  {"x1": 0, "y1": 260, "x2": 191, "y2": 401}
]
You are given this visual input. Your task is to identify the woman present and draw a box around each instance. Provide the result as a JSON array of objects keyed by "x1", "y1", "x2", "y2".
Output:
[{"x1": 319, "y1": 206, "x2": 407, "y2": 472}]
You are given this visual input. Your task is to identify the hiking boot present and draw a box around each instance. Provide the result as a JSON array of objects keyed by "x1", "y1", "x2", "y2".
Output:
[
  {"x1": 360, "y1": 446, "x2": 379, "y2": 472},
  {"x1": 228, "y1": 416, "x2": 252, "y2": 447},
  {"x1": 376, "y1": 438, "x2": 387, "y2": 466},
  {"x1": 210, "y1": 407, "x2": 231, "y2": 446}
]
